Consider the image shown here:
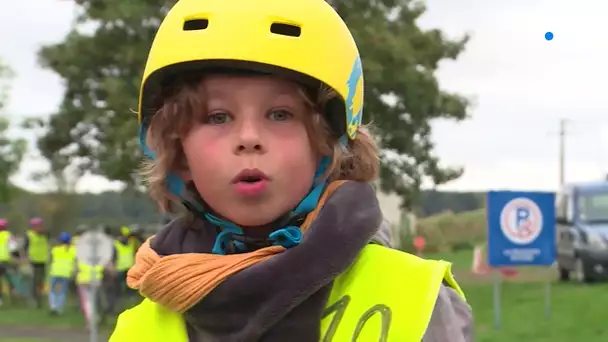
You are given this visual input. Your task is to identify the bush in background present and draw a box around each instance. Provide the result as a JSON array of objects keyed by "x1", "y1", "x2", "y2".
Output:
[{"x1": 400, "y1": 209, "x2": 486, "y2": 253}]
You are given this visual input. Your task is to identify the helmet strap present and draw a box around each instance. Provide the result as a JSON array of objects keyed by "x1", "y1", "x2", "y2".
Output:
[{"x1": 175, "y1": 156, "x2": 331, "y2": 254}]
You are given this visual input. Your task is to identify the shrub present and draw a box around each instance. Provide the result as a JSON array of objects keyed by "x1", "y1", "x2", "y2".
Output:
[{"x1": 401, "y1": 209, "x2": 486, "y2": 253}]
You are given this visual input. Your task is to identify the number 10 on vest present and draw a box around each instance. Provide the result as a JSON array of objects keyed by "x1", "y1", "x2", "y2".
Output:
[{"x1": 322, "y1": 295, "x2": 391, "y2": 341}]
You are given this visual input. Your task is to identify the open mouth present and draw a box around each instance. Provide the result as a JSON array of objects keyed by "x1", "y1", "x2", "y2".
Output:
[
  {"x1": 232, "y1": 169, "x2": 269, "y2": 184},
  {"x1": 240, "y1": 176, "x2": 263, "y2": 183},
  {"x1": 232, "y1": 169, "x2": 269, "y2": 196}
]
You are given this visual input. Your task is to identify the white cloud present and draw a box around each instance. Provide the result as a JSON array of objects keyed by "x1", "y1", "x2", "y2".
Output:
[{"x1": 420, "y1": 0, "x2": 608, "y2": 191}]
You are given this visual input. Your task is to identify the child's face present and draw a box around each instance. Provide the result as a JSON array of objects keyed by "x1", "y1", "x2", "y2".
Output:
[{"x1": 180, "y1": 75, "x2": 318, "y2": 227}]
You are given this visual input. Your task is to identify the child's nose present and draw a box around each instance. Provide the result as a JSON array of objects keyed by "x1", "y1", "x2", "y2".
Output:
[{"x1": 234, "y1": 118, "x2": 266, "y2": 154}]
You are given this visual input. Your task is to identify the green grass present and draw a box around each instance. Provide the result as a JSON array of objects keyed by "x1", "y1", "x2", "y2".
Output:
[
  {"x1": 0, "y1": 296, "x2": 119, "y2": 342},
  {"x1": 425, "y1": 248, "x2": 474, "y2": 269},
  {"x1": 0, "y1": 303, "x2": 87, "y2": 328},
  {"x1": 467, "y1": 281, "x2": 608, "y2": 341},
  {"x1": 425, "y1": 249, "x2": 608, "y2": 341}
]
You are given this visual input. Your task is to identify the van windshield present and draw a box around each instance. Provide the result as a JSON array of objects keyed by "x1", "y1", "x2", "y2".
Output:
[{"x1": 578, "y1": 193, "x2": 608, "y2": 223}]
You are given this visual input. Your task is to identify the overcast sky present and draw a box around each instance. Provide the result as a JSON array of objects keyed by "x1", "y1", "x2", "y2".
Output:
[{"x1": 1, "y1": 0, "x2": 607, "y2": 193}]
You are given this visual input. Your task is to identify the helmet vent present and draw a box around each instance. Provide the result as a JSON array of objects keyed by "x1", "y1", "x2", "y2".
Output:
[
  {"x1": 183, "y1": 19, "x2": 209, "y2": 31},
  {"x1": 270, "y1": 23, "x2": 301, "y2": 37}
]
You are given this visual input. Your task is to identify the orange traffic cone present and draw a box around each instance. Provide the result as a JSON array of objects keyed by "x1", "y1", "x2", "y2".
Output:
[{"x1": 472, "y1": 244, "x2": 491, "y2": 275}]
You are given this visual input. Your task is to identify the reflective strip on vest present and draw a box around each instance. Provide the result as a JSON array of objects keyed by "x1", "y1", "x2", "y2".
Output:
[
  {"x1": 77, "y1": 262, "x2": 104, "y2": 285},
  {"x1": 115, "y1": 241, "x2": 135, "y2": 271},
  {"x1": 0, "y1": 231, "x2": 11, "y2": 262},
  {"x1": 49, "y1": 246, "x2": 76, "y2": 278},
  {"x1": 109, "y1": 245, "x2": 466, "y2": 342},
  {"x1": 27, "y1": 231, "x2": 49, "y2": 263}
]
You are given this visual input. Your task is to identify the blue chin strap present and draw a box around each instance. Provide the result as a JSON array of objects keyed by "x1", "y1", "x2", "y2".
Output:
[
  {"x1": 209, "y1": 156, "x2": 330, "y2": 255},
  {"x1": 140, "y1": 124, "x2": 332, "y2": 255}
]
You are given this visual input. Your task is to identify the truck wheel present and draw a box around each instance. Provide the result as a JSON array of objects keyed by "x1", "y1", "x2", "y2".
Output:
[{"x1": 574, "y1": 258, "x2": 593, "y2": 283}]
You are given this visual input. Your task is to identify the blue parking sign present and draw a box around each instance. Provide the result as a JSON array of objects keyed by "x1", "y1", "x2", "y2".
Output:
[{"x1": 487, "y1": 191, "x2": 556, "y2": 267}]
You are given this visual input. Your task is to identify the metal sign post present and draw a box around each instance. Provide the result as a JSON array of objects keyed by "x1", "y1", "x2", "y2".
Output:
[
  {"x1": 492, "y1": 270, "x2": 501, "y2": 329},
  {"x1": 544, "y1": 280, "x2": 551, "y2": 318},
  {"x1": 76, "y1": 229, "x2": 114, "y2": 342},
  {"x1": 486, "y1": 191, "x2": 556, "y2": 330}
]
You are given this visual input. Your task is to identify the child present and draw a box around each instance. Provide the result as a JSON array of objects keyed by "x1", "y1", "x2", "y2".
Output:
[
  {"x1": 0, "y1": 219, "x2": 10, "y2": 306},
  {"x1": 111, "y1": 0, "x2": 473, "y2": 341},
  {"x1": 48, "y1": 232, "x2": 76, "y2": 315},
  {"x1": 24, "y1": 217, "x2": 49, "y2": 308}
]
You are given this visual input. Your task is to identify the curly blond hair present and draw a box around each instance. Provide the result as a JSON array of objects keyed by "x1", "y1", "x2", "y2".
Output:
[{"x1": 141, "y1": 75, "x2": 379, "y2": 213}]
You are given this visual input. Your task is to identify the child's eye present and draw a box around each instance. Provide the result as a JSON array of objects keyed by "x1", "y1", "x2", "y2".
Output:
[
  {"x1": 268, "y1": 110, "x2": 293, "y2": 121},
  {"x1": 206, "y1": 113, "x2": 231, "y2": 125}
]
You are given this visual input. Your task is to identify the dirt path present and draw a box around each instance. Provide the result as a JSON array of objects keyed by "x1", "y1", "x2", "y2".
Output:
[{"x1": 0, "y1": 325, "x2": 110, "y2": 341}]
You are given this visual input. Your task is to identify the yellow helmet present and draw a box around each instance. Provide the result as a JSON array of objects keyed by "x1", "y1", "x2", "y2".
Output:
[{"x1": 139, "y1": 0, "x2": 364, "y2": 140}]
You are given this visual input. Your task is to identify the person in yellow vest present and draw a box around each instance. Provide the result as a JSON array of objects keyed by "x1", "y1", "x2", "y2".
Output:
[
  {"x1": 110, "y1": 0, "x2": 473, "y2": 341},
  {"x1": 0, "y1": 219, "x2": 11, "y2": 307},
  {"x1": 64, "y1": 225, "x2": 82, "y2": 304},
  {"x1": 48, "y1": 232, "x2": 76, "y2": 315},
  {"x1": 119, "y1": 225, "x2": 140, "y2": 263},
  {"x1": 106, "y1": 233, "x2": 134, "y2": 314},
  {"x1": 120, "y1": 225, "x2": 143, "y2": 299},
  {"x1": 126, "y1": 225, "x2": 144, "y2": 258},
  {"x1": 76, "y1": 260, "x2": 104, "y2": 330},
  {"x1": 24, "y1": 217, "x2": 49, "y2": 308}
]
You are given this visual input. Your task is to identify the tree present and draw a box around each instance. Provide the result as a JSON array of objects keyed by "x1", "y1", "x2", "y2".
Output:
[
  {"x1": 36, "y1": 0, "x2": 470, "y2": 208},
  {"x1": 0, "y1": 60, "x2": 27, "y2": 203}
]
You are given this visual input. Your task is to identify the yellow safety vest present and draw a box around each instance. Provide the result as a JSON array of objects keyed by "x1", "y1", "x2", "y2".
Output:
[
  {"x1": 76, "y1": 262, "x2": 104, "y2": 285},
  {"x1": 129, "y1": 237, "x2": 142, "y2": 256},
  {"x1": 114, "y1": 241, "x2": 135, "y2": 272},
  {"x1": 49, "y1": 245, "x2": 76, "y2": 278},
  {"x1": 110, "y1": 244, "x2": 465, "y2": 342},
  {"x1": 27, "y1": 230, "x2": 49, "y2": 263},
  {"x1": 0, "y1": 230, "x2": 11, "y2": 262}
]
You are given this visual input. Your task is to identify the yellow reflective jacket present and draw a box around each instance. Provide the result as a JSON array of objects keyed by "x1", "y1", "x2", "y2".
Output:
[
  {"x1": 110, "y1": 244, "x2": 465, "y2": 342},
  {"x1": 76, "y1": 262, "x2": 104, "y2": 285},
  {"x1": 114, "y1": 241, "x2": 135, "y2": 271},
  {"x1": 27, "y1": 230, "x2": 49, "y2": 263},
  {"x1": 49, "y1": 245, "x2": 76, "y2": 278},
  {"x1": 0, "y1": 230, "x2": 11, "y2": 262}
]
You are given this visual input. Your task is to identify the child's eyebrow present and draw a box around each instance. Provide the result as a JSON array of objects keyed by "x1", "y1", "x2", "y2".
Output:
[{"x1": 274, "y1": 90, "x2": 301, "y2": 99}]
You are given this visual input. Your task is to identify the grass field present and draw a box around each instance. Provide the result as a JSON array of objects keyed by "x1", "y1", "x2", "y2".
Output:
[
  {"x1": 466, "y1": 282, "x2": 608, "y2": 341},
  {"x1": 0, "y1": 302, "x2": 86, "y2": 328},
  {"x1": 0, "y1": 297, "x2": 115, "y2": 342},
  {"x1": 0, "y1": 249, "x2": 606, "y2": 341},
  {"x1": 431, "y1": 249, "x2": 608, "y2": 342}
]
